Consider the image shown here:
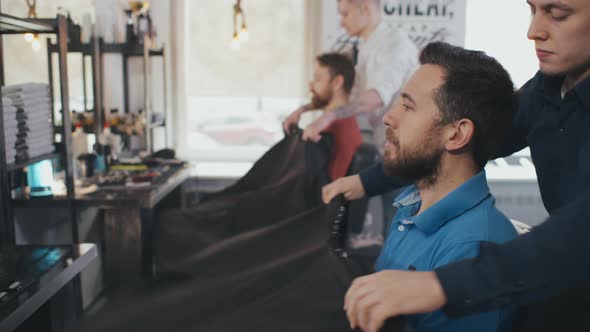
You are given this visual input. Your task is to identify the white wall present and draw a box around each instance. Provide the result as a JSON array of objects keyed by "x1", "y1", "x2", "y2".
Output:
[{"x1": 464, "y1": 0, "x2": 538, "y2": 88}]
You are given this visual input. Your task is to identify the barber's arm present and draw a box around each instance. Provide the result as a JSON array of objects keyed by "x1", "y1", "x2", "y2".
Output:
[
  {"x1": 437, "y1": 190, "x2": 590, "y2": 316},
  {"x1": 358, "y1": 162, "x2": 408, "y2": 197},
  {"x1": 342, "y1": 191, "x2": 590, "y2": 330},
  {"x1": 321, "y1": 162, "x2": 408, "y2": 204},
  {"x1": 302, "y1": 90, "x2": 384, "y2": 142},
  {"x1": 334, "y1": 90, "x2": 385, "y2": 119},
  {"x1": 282, "y1": 103, "x2": 315, "y2": 134}
]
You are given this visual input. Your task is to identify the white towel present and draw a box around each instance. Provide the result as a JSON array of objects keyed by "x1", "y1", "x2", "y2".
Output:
[
  {"x1": 24, "y1": 114, "x2": 51, "y2": 123},
  {"x1": 5, "y1": 88, "x2": 49, "y2": 99},
  {"x1": 24, "y1": 123, "x2": 53, "y2": 133},
  {"x1": 5, "y1": 128, "x2": 17, "y2": 136},
  {"x1": 28, "y1": 148, "x2": 56, "y2": 157},
  {"x1": 22, "y1": 123, "x2": 52, "y2": 131},
  {"x1": 2, "y1": 83, "x2": 49, "y2": 95},
  {"x1": 9, "y1": 97, "x2": 51, "y2": 109},
  {"x1": 2, "y1": 105, "x2": 17, "y2": 113},
  {"x1": 25, "y1": 132, "x2": 54, "y2": 140},
  {"x1": 2, "y1": 97, "x2": 13, "y2": 106},
  {"x1": 25, "y1": 116, "x2": 51, "y2": 125},
  {"x1": 3, "y1": 124, "x2": 18, "y2": 132}
]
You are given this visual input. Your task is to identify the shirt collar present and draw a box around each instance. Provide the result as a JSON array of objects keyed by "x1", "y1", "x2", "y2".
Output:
[
  {"x1": 540, "y1": 74, "x2": 565, "y2": 107},
  {"x1": 393, "y1": 171, "x2": 491, "y2": 235},
  {"x1": 540, "y1": 72, "x2": 590, "y2": 111}
]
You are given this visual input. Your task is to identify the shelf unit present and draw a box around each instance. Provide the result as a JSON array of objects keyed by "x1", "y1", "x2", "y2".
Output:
[
  {"x1": 102, "y1": 41, "x2": 168, "y2": 153},
  {"x1": 47, "y1": 37, "x2": 104, "y2": 135},
  {"x1": 46, "y1": 39, "x2": 168, "y2": 154},
  {"x1": 0, "y1": 14, "x2": 77, "y2": 249}
]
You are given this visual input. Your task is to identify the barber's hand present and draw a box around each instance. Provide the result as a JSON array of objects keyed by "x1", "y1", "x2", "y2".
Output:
[
  {"x1": 302, "y1": 111, "x2": 336, "y2": 142},
  {"x1": 322, "y1": 175, "x2": 365, "y2": 204},
  {"x1": 344, "y1": 270, "x2": 447, "y2": 332},
  {"x1": 283, "y1": 108, "x2": 304, "y2": 134}
]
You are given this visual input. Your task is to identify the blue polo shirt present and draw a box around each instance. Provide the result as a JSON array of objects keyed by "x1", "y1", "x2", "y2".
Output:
[{"x1": 375, "y1": 171, "x2": 517, "y2": 332}]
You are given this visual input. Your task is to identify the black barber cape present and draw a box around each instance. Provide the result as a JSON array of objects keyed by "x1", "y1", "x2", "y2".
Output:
[
  {"x1": 81, "y1": 133, "x2": 404, "y2": 332},
  {"x1": 155, "y1": 131, "x2": 332, "y2": 275}
]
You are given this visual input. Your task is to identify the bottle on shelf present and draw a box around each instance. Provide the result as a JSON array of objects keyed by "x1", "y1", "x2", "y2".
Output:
[
  {"x1": 124, "y1": 9, "x2": 136, "y2": 45},
  {"x1": 27, "y1": 160, "x2": 54, "y2": 198},
  {"x1": 93, "y1": 144, "x2": 106, "y2": 174},
  {"x1": 136, "y1": 109, "x2": 146, "y2": 135},
  {"x1": 137, "y1": 13, "x2": 148, "y2": 45},
  {"x1": 72, "y1": 124, "x2": 89, "y2": 179},
  {"x1": 101, "y1": 123, "x2": 122, "y2": 157},
  {"x1": 109, "y1": 108, "x2": 121, "y2": 127}
]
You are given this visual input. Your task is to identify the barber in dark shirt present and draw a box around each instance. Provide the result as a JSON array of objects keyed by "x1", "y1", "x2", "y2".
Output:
[{"x1": 323, "y1": 0, "x2": 590, "y2": 331}]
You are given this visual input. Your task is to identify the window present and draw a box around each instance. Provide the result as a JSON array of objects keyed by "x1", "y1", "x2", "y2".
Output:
[{"x1": 175, "y1": 0, "x2": 314, "y2": 167}]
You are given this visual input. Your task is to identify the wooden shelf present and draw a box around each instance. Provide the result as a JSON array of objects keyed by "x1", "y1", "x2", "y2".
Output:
[
  {"x1": 0, "y1": 244, "x2": 97, "y2": 332},
  {"x1": 47, "y1": 41, "x2": 92, "y2": 55},
  {"x1": 0, "y1": 14, "x2": 54, "y2": 34},
  {"x1": 147, "y1": 119, "x2": 165, "y2": 129},
  {"x1": 11, "y1": 196, "x2": 71, "y2": 209},
  {"x1": 101, "y1": 42, "x2": 164, "y2": 56}
]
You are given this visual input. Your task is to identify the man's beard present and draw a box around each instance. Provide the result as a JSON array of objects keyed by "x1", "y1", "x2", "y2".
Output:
[
  {"x1": 383, "y1": 127, "x2": 444, "y2": 187},
  {"x1": 310, "y1": 88, "x2": 332, "y2": 109}
]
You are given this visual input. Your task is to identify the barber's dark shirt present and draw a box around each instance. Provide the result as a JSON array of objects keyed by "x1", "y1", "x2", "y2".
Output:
[{"x1": 497, "y1": 71, "x2": 590, "y2": 213}]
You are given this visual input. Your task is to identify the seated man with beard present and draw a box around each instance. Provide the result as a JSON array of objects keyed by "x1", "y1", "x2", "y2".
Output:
[
  {"x1": 344, "y1": 42, "x2": 518, "y2": 332},
  {"x1": 291, "y1": 52, "x2": 362, "y2": 180}
]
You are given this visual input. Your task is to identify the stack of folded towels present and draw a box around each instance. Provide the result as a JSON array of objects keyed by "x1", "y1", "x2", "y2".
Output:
[
  {"x1": 2, "y1": 97, "x2": 18, "y2": 163},
  {"x1": 2, "y1": 83, "x2": 54, "y2": 163}
]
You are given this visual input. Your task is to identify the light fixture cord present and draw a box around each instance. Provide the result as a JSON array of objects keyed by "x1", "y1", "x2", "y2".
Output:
[{"x1": 25, "y1": 0, "x2": 37, "y2": 18}]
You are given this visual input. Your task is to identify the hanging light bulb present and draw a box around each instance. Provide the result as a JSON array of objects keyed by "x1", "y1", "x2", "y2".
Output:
[
  {"x1": 24, "y1": 0, "x2": 38, "y2": 46},
  {"x1": 231, "y1": 32, "x2": 241, "y2": 51},
  {"x1": 237, "y1": 0, "x2": 248, "y2": 44},
  {"x1": 239, "y1": 24, "x2": 249, "y2": 43},
  {"x1": 24, "y1": 32, "x2": 34, "y2": 43},
  {"x1": 231, "y1": 0, "x2": 248, "y2": 49},
  {"x1": 31, "y1": 34, "x2": 41, "y2": 51}
]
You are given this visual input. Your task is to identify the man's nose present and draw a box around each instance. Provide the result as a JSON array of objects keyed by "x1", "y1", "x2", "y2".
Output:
[
  {"x1": 383, "y1": 104, "x2": 400, "y2": 129},
  {"x1": 527, "y1": 12, "x2": 549, "y2": 41}
]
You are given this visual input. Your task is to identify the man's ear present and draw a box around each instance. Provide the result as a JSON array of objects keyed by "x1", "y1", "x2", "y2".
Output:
[
  {"x1": 445, "y1": 118, "x2": 475, "y2": 152},
  {"x1": 332, "y1": 75, "x2": 345, "y2": 92}
]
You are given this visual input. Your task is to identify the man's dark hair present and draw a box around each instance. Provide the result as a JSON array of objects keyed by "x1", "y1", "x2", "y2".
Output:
[
  {"x1": 316, "y1": 53, "x2": 355, "y2": 94},
  {"x1": 419, "y1": 41, "x2": 518, "y2": 169}
]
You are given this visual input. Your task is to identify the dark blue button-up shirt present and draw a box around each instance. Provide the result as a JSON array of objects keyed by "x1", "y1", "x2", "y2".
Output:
[{"x1": 500, "y1": 71, "x2": 590, "y2": 212}]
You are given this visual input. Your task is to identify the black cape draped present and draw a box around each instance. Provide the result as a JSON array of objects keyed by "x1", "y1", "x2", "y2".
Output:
[{"x1": 81, "y1": 133, "x2": 404, "y2": 332}]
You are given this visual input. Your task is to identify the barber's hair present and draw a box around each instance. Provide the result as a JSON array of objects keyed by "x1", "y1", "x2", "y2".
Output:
[
  {"x1": 419, "y1": 41, "x2": 517, "y2": 169},
  {"x1": 316, "y1": 53, "x2": 356, "y2": 94}
]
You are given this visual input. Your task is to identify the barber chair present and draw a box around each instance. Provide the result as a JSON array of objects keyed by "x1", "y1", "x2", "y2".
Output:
[
  {"x1": 327, "y1": 142, "x2": 384, "y2": 274},
  {"x1": 328, "y1": 142, "x2": 407, "y2": 331}
]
